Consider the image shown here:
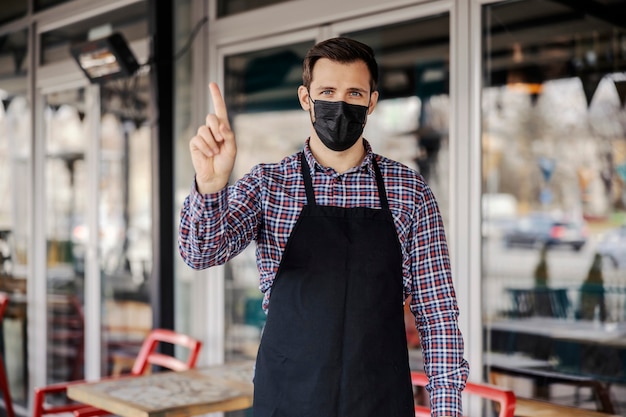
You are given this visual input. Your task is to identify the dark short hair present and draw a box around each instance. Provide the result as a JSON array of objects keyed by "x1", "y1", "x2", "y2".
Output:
[{"x1": 302, "y1": 37, "x2": 378, "y2": 92}]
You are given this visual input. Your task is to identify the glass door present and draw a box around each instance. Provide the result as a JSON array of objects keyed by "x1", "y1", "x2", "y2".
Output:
[{"x1": 216, "y1": 3, "x2": 452, "y2": 368}]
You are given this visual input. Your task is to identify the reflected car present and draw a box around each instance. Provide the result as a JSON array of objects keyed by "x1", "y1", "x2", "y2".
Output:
[
  {"x1": 597, "y1": 225, "x2": 626, "y2": 269},
  {"x1": 503, "y1": 213, "x2": 588, "y2": 251}
]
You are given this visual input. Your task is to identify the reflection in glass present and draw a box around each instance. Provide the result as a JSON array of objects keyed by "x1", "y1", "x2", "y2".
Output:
[
  {"x1": 222, "y1": 40, "x2": 313, "y2": 362},
  {"x1": 0, "y1": 0, "x2": 27, "y2": 23},
  {"x1": 0, "y1": 28, "x2": 29, "y2": 407},
  {"x1": 345, "y1": 14, "x2": 451, "y2": 223},
  {"x1": 218, "y1": 14, "x2": 452, "y2": 367},
  {"x1": 35, "y1": 0, "x2": 73, "y2": 11},
  {"x1": 44, "y1": 88, "x2": 87, "y2": 384},
  {"x1": 482, "y1": 0, "x2": 626, "y2": 411},
  {"x1": 217, "y1": 0, "x2": 292, "y2": 17},
  {"x1": 99, "y1": 74, "x2": 153, "y2": 377},
  {"x1": 343, "y1": 12, "x2": 450, "y2": 372},
  {"x1": 41, "y1": 78, "x2": 153, "y2": 384},
  {"x1": 0, "y1": 101, "x2": 28, "y2": 405}
]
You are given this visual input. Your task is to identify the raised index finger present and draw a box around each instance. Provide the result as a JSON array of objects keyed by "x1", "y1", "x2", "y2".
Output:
[{"x1": 209, "y1": 82, "x2": 230, "y2": 128}]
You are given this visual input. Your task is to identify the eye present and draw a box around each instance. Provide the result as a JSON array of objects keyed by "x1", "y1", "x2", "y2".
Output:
[{"x1": 321, "y1": 89, "x2": 332, "y2": 95}]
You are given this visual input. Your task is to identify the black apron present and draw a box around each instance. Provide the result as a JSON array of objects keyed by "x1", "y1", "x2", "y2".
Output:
[{"x1": 253, "y1": 152, "x2": 414, "y2": 417}]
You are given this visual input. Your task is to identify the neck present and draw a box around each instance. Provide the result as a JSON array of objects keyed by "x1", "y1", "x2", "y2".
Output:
[{"x1": 309, "y1": 135, "x2": 366, "y2": 173}]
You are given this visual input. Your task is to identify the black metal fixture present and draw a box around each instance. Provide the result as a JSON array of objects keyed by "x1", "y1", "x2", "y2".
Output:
[{"x1": 70, "y1": 32, "x2": 139, "y2": 84}]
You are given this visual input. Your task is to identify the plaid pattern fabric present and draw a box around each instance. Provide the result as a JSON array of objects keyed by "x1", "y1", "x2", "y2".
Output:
[{"x1": 178, "y1": 138, "x2": 469, "y2": 416}]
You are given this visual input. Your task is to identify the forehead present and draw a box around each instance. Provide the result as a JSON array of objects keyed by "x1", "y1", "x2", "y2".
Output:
[{"x1": 310, "y1": 58, "x2": 371, "y2": 90}]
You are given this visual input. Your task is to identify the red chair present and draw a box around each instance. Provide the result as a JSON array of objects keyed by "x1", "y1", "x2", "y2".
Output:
[
  {"x1": 0, "y1": 292, "x2": 15, "y2": 417},
  {"x1": 33, "y1": 328, "x2": 203, "y2": 417},
  {"x1": 411, "y1": 371, "x2": 516, "y2": 417}
]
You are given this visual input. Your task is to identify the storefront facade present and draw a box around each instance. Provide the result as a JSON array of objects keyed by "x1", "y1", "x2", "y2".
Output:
[{"x1": 0, "y1": 0, "x2": 625, "y2": 415}]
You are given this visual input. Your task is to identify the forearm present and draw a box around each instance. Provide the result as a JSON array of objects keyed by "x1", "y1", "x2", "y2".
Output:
[
  {"x1": 178, "y1": 183, "x2": 229, "y2": 269},
  {"x1": 418, "y1": 309, "x2": 468, "y2": 417},
  {"x1": 409, "y1": 186, "x2": 469, "y2": 416},
  {"x1": 178, "y1": 177, "x2": 259, "y2": 269}
]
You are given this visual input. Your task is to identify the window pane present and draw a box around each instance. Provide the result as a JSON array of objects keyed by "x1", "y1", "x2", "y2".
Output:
[
  {"x1": 344, "y1": 14, "x2": 451, "y2": 224},
  {"x1": 0, "y1": 30, "x2": 28, "y2": 83},
  {"x1": 44, "y1": 87, "x2": 87, "y2": 384},
  {"x1": 222, "y1": 40, "x2": 314, "y2": 362},
  {"x1": 0, "y1": 28, "x2": 29, "y2": 407},
  {"x1": 99, "y1": 74, "x2": 153, "y2": 377},
  {"x1": 35, "y1": 0, "x2": 73, "y2": 12},
  {"x1": 482, "y1": 0, "x2": 626, "y2": 412},
  {"x1": 217, "y1": 0, "x2": 293, "y2": 17},
  {"x1": 343, "y1": 13, "x2": 450, "y2": 370},
  {"x1": 0, "y1": 0, "x2": 27, "y2": 23}
]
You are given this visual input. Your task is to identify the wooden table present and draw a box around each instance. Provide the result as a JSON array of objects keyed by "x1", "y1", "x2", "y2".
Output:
[{"x1": 67, "y1": 361, "x2": 255, "y2": 417}]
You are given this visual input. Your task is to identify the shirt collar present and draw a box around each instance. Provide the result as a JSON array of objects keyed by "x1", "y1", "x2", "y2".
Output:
[{"x1": 303, "y1": 138, "x2": 375, "y2": 176}]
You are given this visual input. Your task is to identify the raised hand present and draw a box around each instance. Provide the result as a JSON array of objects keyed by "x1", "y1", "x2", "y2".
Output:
[{"x1": 189, "y1": 82, "x2": 237, "y2": 194}]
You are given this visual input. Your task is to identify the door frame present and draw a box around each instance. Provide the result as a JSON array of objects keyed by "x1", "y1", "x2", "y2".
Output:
[{"x1": 204, "y1": 0, "x2": 482, "y2": 398}]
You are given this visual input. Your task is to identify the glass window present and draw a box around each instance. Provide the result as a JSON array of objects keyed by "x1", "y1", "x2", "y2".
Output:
[
  {"x1": 217, "y1": 0, "x2": 292, "y2": 17},
  {"x1": 221, "y1": 40, "x2": 314, "y2": 362},
  {"x1": 0, "y1": 0, "x2": 27, "y2": 24},
  {"x1": 99, "y1": 74, "x2": 153, "y2": 377},
  {"x1": 343, "y1": 13, "x2": 450, "y2": 369},
  {"x1": 482, "y1": 0, "x2": 626, "y2": 412},
  {"x1": 35, "y1": 0, "x2": 73, "y2": 11},
  {"x1": 0, "y1": 28, "x2": 29, "y2": 408},
  {"x1": 41, "y1": 74, "x2": 154, "y2": 383},
  {"x1": 344, "y1": 14, "x2": 451, "y2": 224},
  {"x1": 0, "y1": 30, "x2": 28, "y2": 81},
  {"x1": 44, "y1": 87, "x2": 87, "y2": 384}
]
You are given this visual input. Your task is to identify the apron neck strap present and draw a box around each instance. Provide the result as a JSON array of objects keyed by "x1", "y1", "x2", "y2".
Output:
[
  {"x1": 371, "y1": 156, "x2": 389, "y2": 210},
  {"x1": 300, "y1": 152, "x2": 316, "y2": 205},
  {"x1": 300, "y1": 151, "x2": 389, "y2": 210}
]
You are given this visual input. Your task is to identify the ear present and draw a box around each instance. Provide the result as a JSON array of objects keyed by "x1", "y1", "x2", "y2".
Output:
[
  {"x1": 298, "y1": 86, "x2": 310, "y2": 111},
  {"x1": 367, "y1": 91, "x2": 379, "y2": 115}
]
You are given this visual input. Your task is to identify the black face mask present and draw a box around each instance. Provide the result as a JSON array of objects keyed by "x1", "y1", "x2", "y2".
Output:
[{"x1": 309, "y1": 97, "x2": 369, "y2": 152}]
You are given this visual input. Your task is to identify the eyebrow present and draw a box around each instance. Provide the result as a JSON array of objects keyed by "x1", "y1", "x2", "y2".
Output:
[{"x1": 314, "y1": 86, "x2": 369, "y2": 93}]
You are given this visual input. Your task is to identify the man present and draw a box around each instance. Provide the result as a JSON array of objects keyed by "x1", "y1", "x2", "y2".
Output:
[{"x1": 179, "y1": 37, "x2": 469, "y2": 417}]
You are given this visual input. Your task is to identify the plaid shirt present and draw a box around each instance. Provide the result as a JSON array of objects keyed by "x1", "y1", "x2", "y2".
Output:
[{"x1": 179, "y1": 139, "x2": 469, "y2": 416}]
